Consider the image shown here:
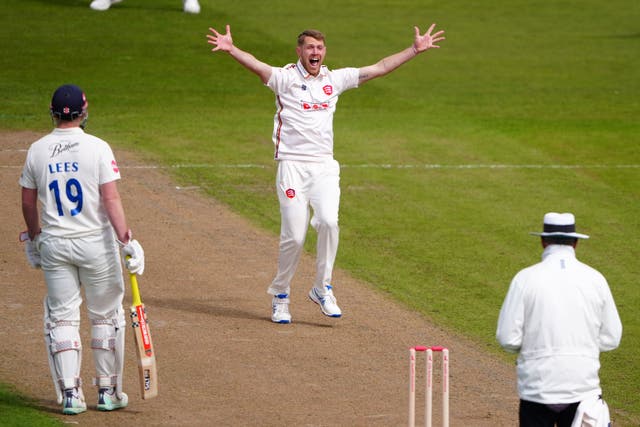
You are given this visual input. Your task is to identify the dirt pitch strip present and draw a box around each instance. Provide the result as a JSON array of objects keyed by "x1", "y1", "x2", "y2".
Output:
[{"x1": 1, "y1": 131, "x2": 518, "y2": 426}]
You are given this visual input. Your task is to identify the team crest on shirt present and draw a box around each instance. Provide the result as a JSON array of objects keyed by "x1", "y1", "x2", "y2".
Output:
[
  {"x1": 323, "y1": 85, "x2": 333, "y2": 95},
  {"x1": 285, "y1": 188, "x2": 296, "y2": 199},
  {"x1": 111, "y1": 159, "x2": 119, "y2": 173}
]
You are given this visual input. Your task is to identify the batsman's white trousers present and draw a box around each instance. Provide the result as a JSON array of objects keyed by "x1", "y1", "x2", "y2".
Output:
[
  {"x1": 39, "y1": 228, "x2": 126, "y2": 382},
  {"x1": 268, "y1": 159, "x2": 340, "y2": 296}
]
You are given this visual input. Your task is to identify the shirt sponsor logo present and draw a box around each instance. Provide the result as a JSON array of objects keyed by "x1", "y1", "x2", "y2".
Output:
[
  {"x1": 49, "y1": 141, "x2": 80, "y2": 158},
  {"x1": 111, "y1": 159, "x2": 119, "y2": 173},
  {"x1": 285, "y1": 188, "x2": 296, "y2": 199},
  {"x1": 302, "y1": 102, "x2": 330, "y2": 111},
  {"x1": 323, "y1": 85, "x2": 333, "y2": 95}
]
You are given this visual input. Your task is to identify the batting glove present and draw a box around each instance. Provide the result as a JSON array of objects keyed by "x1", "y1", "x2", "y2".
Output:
[
  {"x1": 118, "y1": 230, "x2": 145, "y2": 275},
  {"x1": 20, "y1": 231, "x2": 41, "y2": 269}
]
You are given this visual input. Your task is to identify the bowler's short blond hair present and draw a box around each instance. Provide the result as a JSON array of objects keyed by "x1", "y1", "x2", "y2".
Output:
[{"x1": 297, "y1": 29, "x2": 325, "y2": 46}]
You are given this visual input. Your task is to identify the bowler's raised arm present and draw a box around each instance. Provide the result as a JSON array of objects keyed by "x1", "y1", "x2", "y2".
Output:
[
  {"x1": 207, "y1": 25, "x2": 273, "y2": 84},
  {"x1": 358, "y1": 24, "x2": 445, "y2": 84}
]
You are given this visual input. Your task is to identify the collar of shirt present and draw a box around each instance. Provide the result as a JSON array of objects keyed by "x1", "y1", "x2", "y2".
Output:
[
  {"x1": 541, "y1": 244, "x2": 576, "y2": 261},
  {"x1": 52, "y1": 127, "x2": 85, "y2": 135},
  {"x1": 295, "y1": 59, "x2": 328, "y2": 80}
]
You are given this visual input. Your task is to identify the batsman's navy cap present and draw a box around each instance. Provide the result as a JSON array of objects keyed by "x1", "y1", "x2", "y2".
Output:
[
  {"x1": 529, "y1": 212, "x2": 589, "y2": 239},
  {"x1": 50, "y1": 84, "x2": 88, "y2": 121}
]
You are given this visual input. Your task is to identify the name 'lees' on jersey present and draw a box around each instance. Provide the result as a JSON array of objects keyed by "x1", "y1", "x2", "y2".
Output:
[
  {"x1": 19, "y1": 127, "x2": 121, "y2": 238},
  {"x1": 266, "y1": 61, "x2": 359, "y2": 161}
]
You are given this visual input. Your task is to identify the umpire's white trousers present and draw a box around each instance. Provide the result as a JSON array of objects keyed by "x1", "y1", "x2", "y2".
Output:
[{"x1": 268, "y1": 159, "x2": 340, "y2": 296}]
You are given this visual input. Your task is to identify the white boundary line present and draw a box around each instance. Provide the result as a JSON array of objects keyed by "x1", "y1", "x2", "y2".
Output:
[
  {"x1": 343, "y1": 164, "x2": 640, "y2": 169},
  {"x1": 137, "y1": 163, "x2": 640, "y2": 170},
  {"x1": 2, "y1": 163, "x2": 640, "y2": 170},
  {"x1": 2, "y1": 149, "x2": 639, "y2": 169}
]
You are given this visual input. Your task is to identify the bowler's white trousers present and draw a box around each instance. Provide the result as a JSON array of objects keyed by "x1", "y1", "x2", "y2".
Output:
[{"x1": 268, "y1": 159, "x2": 340, "y2": 296}]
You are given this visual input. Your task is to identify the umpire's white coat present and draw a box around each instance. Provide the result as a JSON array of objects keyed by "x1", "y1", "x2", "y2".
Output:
[{"x1": 496, "y1": 244, "x2": 622, "y2": 404}]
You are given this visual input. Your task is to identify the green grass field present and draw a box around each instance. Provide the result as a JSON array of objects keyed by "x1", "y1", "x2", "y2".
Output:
[
  {"x1": 2, "y1": 0, "x2": 638, "y2": 424},
  {"x1": 0, "y1": 384, "x2": 63, "y2": 426}
]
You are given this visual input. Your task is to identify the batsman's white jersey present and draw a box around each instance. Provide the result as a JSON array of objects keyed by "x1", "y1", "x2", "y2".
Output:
[
  {"x1": 20, "y1": 127, "x2": 121, "y2": 237},
  {"x1": 266, "y1": 61, "x2": 359, "y2": 296}
]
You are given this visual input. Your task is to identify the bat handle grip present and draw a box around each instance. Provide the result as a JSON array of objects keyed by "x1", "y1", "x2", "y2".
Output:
[{"x1": 126, "y1": 256, "x2": 143, "y2": 306}]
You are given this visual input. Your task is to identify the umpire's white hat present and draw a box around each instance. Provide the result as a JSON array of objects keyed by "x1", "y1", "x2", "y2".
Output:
[{"x1": 529, "y1": 212, "x2": 589, "y2": 239}]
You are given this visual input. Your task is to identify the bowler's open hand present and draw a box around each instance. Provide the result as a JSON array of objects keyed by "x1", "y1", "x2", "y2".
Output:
[
  {"x1": 413, "y1": 24, "x2": 445, "y2": 53},
  {"x1": 207, "y1": 24, "x2": 233, "y2": 52}
]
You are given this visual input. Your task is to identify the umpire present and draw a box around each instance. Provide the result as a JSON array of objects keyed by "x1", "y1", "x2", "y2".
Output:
[{"x1": 496, "y1": 212, "x2": 622, "y2": 426}]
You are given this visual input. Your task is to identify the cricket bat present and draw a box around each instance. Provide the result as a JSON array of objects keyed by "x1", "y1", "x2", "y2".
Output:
[{"x1": 129, "y1": 271, "x2": 158, "y2": 399}]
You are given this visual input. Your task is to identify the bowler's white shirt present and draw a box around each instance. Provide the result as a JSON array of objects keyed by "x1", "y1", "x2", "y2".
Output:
[
  {"x1": 496, "y1": 245, "x2": 622, "y2": 404},
  {"x1": 20, "y1": 127, "x2": 120, "y2": 238},
  {"x1": 266, "y1": 60, "x2": 359, "y2": 161}
]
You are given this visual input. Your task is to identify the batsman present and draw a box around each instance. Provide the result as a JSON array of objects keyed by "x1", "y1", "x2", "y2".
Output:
[
  {"x1": 19, "y1": 84, "x2": 145, "y2": 415},
  {"x1": 207, "y1": 23, "x2": 445, "y2": 323}
]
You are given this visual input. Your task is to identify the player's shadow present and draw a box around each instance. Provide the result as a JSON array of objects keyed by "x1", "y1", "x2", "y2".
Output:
[
  {"x1": 38, "y1": 400, "x2": 143, "y2": 417},
  {"x1": 144, "y1": 296, "x2": 334, "y2": 328},
  {"x1": 144, "y1": 296, "x2": 263, "y2": 321}
]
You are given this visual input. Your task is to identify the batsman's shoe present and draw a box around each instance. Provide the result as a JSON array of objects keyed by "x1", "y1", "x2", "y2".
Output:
[
  {"x1": 271, "y1": 294, "x2": 292, "y2": 324},
  {"x1": 97, "y1": 387, "x2": 128, "y2": 411},
  {"x1": 89, "y1": 0, "x2": 123, "y2": 11},
  {"x1": 62, "y1": 388, "x2": 87, "y2": 415},
  {"x1": 183, "y1": 0, "x2": 201, "y2": 13},
  {"x1": 309, "y1": 285, "x2": 342, "y2": 318}
]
